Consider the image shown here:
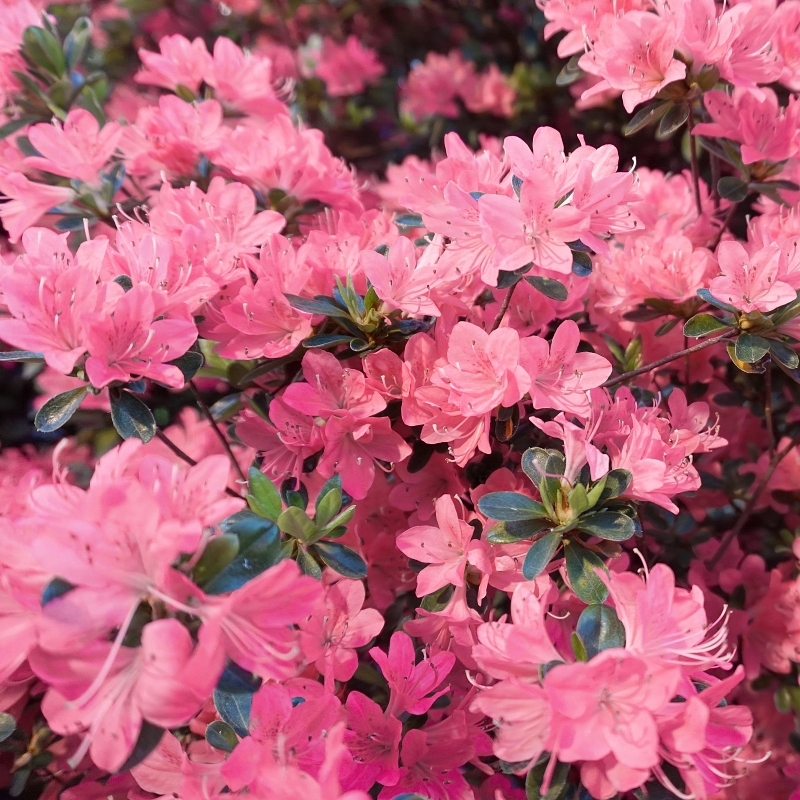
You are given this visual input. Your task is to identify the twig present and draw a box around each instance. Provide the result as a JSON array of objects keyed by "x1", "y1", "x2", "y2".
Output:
[
  {"x1": 687, "y1": 106, "x2": 703, "y2": 217},
  {"x1": 190, "y1": 380, "x2": 247, "y2": 485},
  {"x1": 156, "y1": 429, "x2": 244, "y2": 500},
  {"x1": 707, "y1": 428, "x2": 800, "y2": 570},
  {"x1": 765, "y1": 360, "x2": 775, "y2": 458},
  {"x1": 491, "y1": 282, "x2": 519, "y2": 332},
  {"x1": 710, "y1": 202, "x2": 738, "y2": 250},
  {"x1": 602, "y1": 330, "x2": 735, "y2": 389}
]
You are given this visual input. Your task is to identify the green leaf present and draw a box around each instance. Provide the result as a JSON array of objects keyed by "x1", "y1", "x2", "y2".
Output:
[
  {"x1": 278, "y1": 506, "x2": 317, "y2": 541},
  {"x1": 247, "y1": 467, "x2": 282, "y2": 521},
  {"x1": 525, "y1": 275, "x2": 568, "y2": 301},
  {"x1": 597, "y1": 469, "x2": 632, "y2": 503},
  {"x1": 296, "y1": 545, "x2": 322, "y2": 579},
  {"x1": 571, "y1": 249, "x2": 592, "y2": 277},
  {"x1": 727, "y1": 341, "x2": 765, "y2": 373},
  {"x1": 203, "y1": 512, "x2": 283, "y2": 594},
  {"x1": 318, "y1": 504, "x2": 356, "y2": 533},
  {"x1": 0, "y1": 116, "x2": 41, "y2": 140},
  {"x1": 315, "y1": 487, "x2": 342, "y2": 528},
  {"x1": 304, "y1": 333, "x2": 354, "y2": 348},
  {"x1": 735, "y1": 333, "x2": 771, "y2": 364},
  {"x1": 22, "y1": 25, "x2": 67, "y2": 78},
  {"x1": 521, "y1": 448, "x2": 565, "y2": 511},
  {"x1": 624, "y1": 101, "x2": 671, "y2": 136},
  {"x1": 769, "y1": 340, "x2": 800, "y2": 370},
  {"x1": 63, "y1": 17, "x2": 92, "y2": 70},
  {"x1": 284, "y1": 294, "x2": 350, "y2": 319},
  {"x1": 555, "y1": 53, "x2": 583, "y2": 86},
  {"x1": 118, "y1": 722, "x2": 164, "y2": 772},
  {"x1": 577, "y1": 509, "x2": 638, "y2": 541},
  {"x1": 205, "y1": 721, "x2": 238, "y2": 753},
  {"x1": 525, "y1": 756, "x2": 571, "y2": 800},
  {"x1": 488, "y1": 518, "x2": 553, "y2": 544},
  {"x1": 110, "y1": 390, "x2": 156, "y2": 443},
  {"x1": 696, "y1": 288, "x2": 738, "y2": 313},
  {"x1": 567, "y1": 483, "x2": 590, "y2": 518},
  {"x1": 576, "y1": 604, "x2": 626, "y2": 659},
  {"x1": 570, "y1": 631, "x2": 588, "y2": 662},
  {"x1": 394, "y1": 213, "x2": 424, "y2": 229},
  {"x1": 717, "y1": 176, "x2": 749, "y2": 203},
  {"x1": 0, "y1": 713, "x2": 15, "y2": 743},
  {"x1": 0, "y1": 349, "x2": 44, "y2": 361},
  {"x1": 683, "y1": 313, "x2": 731, "y2": 338},
  {"x1": 34, "y1": 386, "x2": 88, "y2": 433},
  {"x1": 656, "y1": 102, "x2": 689, "y2": 139},
  {"x1": 41, "y1": 577, "x2": 74, "y2": 606},
  {"x1": 477, "y1": 492, "x2": 548, "y2": 521},
  {"x1": 167, "y1": 351, "x2": 204, "y2": 381},
  {"x1": 312, "y1": 541, "x2": 368, "y2": 579},
  {"x1": 213, "y1": 688, "x2": 252, "y2": 738},
  {"x1": 564, "y1": 540, "x2": 608, "y2": 604},
  {"x1": 420, "y1": 584, "x2": 455, "y2": 612},
  {"x1": 191, "y1": 534, "x2": 239, "y2": 586},
  {"x1": 522, "y1": 531, "x2": 563, "y2": 580}
]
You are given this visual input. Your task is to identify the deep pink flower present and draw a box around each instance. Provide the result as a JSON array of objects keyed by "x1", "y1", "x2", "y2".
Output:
[{"x1": 344, "y1": 691, "x2": 402, "y2": 787}]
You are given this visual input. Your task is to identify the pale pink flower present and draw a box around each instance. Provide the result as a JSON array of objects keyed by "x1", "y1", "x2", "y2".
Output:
[
  {"x1": 314, "y1": 36, "x2": 385, "y2": 97},
  {"x1": 135, "y1": 34, "x2": 213, "y2": 93},
  {"x1": 709, "y1": 240, "x2": 795, "y2": 313},
  {"x1": 0, "y1": 172, "x2": 73, "y2": 243},
  {"x1": 460, "y1": 64, "x2": 515, "y2": 118}
]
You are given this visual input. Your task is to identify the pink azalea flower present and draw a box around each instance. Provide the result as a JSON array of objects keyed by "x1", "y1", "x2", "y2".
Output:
[
  {"x1": 0, "y1": 172, "x2": 73, "y2": 243},
  {"x1": 708, "y1": 240, "x2": 795, "y2": 313},
  {"x1": 520, "y1": 320, "x2": 612, "y2": 416},
  {"x1": 299, "y1": 572, "x2": 384, "y2": 689},
  {"x1": 460, "y1": 63, "x2": 516, "y2": 118},
  {"x1": 25, "y1": 109, "x2": 123, "y2": 186},
  {"x1": 314, "y1": 36, "x2": 385, "y2": 97},
  {"x1": 135, "y1": 34, "x2": 213, "y2": 94},
  {"x1": 397, "y1": 494, "x2": 489, "y2": 598},
  {"x1": 370, "y1": 631, "x2": 455, "y2": 717},
  {"x1": 479, "y1": 171, "x2": 588, "y2": 274},
  {"x1": 434, "y1": 321, "x2": 530, "y2": 416},
  {"x1": 344, "y1": 691, "x2": 402, "y2": 788},
  {"x1": 84, "y1": 283, "x2": 197, "y2": 389}
]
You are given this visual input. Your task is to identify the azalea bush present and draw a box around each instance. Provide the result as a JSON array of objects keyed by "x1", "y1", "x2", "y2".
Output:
[{"x1": 2, "y1": 1, "x2": 800, "y2": 799}]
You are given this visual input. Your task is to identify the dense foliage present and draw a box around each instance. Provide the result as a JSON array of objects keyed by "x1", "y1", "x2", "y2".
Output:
[{"x1": 1, "y1": 1, "x2": 800, "y2": 799}]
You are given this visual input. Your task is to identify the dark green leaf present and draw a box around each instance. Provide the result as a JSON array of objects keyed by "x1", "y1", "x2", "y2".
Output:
[
  {"x1": 769, "y1": 340, "x2": 800, "y2": 370},
  {"x1": 496, "y1": 263, "x2": 532, "y2": 289},
  {"x1": 118, "y1": 722, "x2": 164, "y2": 773},
  {"x1": 110, "y1": 390, "x2": 156, "y2": 443},
  {"x1": 296, "y1": 545, "x2": 322, "y2": 579},
  {"x1": 394, "y1": 213, "x2": 424, "y2": 229},
  {"x1": 525, "y1": 755, "x2": 571, "y2": 800},
  {"x1": 487, "y1": 518, "x2": 553, "y2": 544},
  {"x1": 683, "y1": 313, "x2": 732, "y2": 337},
  {"x1": 576, "y1": 604, "x2": 626, "y2": 658},
  {"x1": 656, "y1": 102, "x2": 689, "y2": 138},
  {"x1": 284, "y1": 294, "x2": 350, "y2": 319},
  {"x1": 555, "y1": 53, "x2": 583, "y2": 86},
  {"x1": 312, "y1": 541, "x2": 368, "y2": 579},
  {"x1": 0, "y1": 350, "x2": 44, "y2": 361},
  {"x1": 0, "y1": 713, "x2": 15, "y2": 743},
  {"x1": 478, "y1": 491, "x2": 548, "y2": 521},
  {"x1": 168, "y1": 351, "x2": 204, "y2": 381},
  {"x1": 205, "y1": 721, "x2": 238, "y2": 753},
  {"x1": 420, "y1": 584, "x2": 455, "y2": 612},
  {"x1": 655, "y1": 317, "x2": 681, "y2": 337},
  {"x1": 624, "y1": 101, "x2": 671, "y2": 136},
  {"x1": 41, "y1": 577, "x2": 74, "y2": 606},
  {"x1": 304, "y1": 333, "x2": 354, "y2": 348},
  {"x1": 191, "y1": 534, "x2": 239, "y2": 586},
  {"x1": 727, "y1": 341, "x2": 765, "y2": 373},
  {"x1": 213, "y1": 688, "x2": 252, "y2": 738},
  {"x1": 0, "y1": 116, "x2": 41, "y2": 140},
  {"x1": 571, "y1": 249, "x2": 593, "y2": 277},
  {"x1": 577, "y1": 509, "x2": 638, "y2": 541},
  {"x1": 63, "y1": 17, "x2": 91, "y2": 70},
  {"x1": 735, "y1": 333, "x2": 770, "y2": 364},
  {"x1": 564, "y1": 540, "x2": 608, "y2": 604},
  {"x1": 34, "y1": 386, "x2": 88, "y2": 433},
  {"x1": 22, "y1": 26, "x2": 67, "y2": 77},
  {"x1": 717, "y1": 176, "x2": 749, "y2": 202},
  {"x1": 696, "y1": 288, "x2": 738, "y2": 313},
  {"x1": 525, "y1": 275, "x2": 568, "y2": 301},
  {"x1": 522, "y1": 531, "x2": 563, "y2": 580},
  {"x1": 597, "y1": 469, "x2": 632, "y2": 503},
  {"x1": 203, "y1": 513, "x2": 283, "y2": 594},
  {"x1": 247, "y1": 467, "x2": 282, "y2": 521}
]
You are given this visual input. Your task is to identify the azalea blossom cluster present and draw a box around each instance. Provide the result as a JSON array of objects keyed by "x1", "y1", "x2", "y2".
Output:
[{"x1": 1, "y1": 0, "x2": 800, "y2": 799}]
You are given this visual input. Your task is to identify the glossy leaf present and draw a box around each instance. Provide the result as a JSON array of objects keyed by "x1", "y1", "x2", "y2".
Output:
[
  {"x1": 118, "y1": 722, "x2": 164, "y2": 772},
  {"x1": 191, "y1": 534, "x2": 239, "y2": 586},
  {"x1": 696, "y1": 288, "x2": 738, "y2": 313},
  {"x1": 167, "y1": 351, "x2": 204, "y2": 381},
  {"x1": 576, "y1": 604, "x2": 626, "y2": 658},
  {"x1": 34, "y1": 386, "x2": 88, "y2": 433},
  {"x1": 769, "y1": 340, "x2": 800, "y2": 370},
  {"x1": 735, "y1": 333, "x2": 770, "y2": 364},
  {"x1": 656, "y1": 101, "x2": 689, "y2": 138},
  {"x1": 624, "y1": 101, "x2": 671, "y2": 136},
  {"x1": 717, "y1": 176, "x2": 749, "y2": 202},
  {"x1": 247, "y1": 467, "x2": 282, "y2": 521},
  {"x1": 564, "y1": 540, "x2": 608, "y2": 604},
  {"x1": 110, "y1": 390, "x2": 156, "y2": 443},
  {"x1": 278, "y1": 506, "x2": 317, "y2": 541},
  {"x1": 526, "y1": 275, "x2": 568, "y2": 301},
  {"x1": 521, "y1": 530, "x2": 563, "y2": 580},
  {"x1": 213, "y1": 688, "x2": 253, "y2": 738},
  {"x1": 684, "y1": 313, "x2": 731, "y2": 338},
  {"x1": 488, "y1": 518, "x2": 552, "y2": 544},
  {"x1": 206, "y1": 721, "x2": 238, "y2": 753},
  {"x1": 478, "y1": 491, "x2": 548, "y2": 521},
  {"x1": 577, "y1": 509, "x2": 638, "y2": 541},
  {"x1": 0, "y1": 350, "x2": 44, "y2": 361},
  {"x1": 312, "y1": 541, "x2": 368, "y2": 579}
]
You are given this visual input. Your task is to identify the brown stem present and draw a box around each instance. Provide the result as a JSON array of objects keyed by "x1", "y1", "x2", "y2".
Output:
[
  {"x1": 156, "y1": 429, "x2": 244, "y2": 500},
  {"x1": 765, "y1": 360, "x2": 775, "y2": 458},
  {"x1": 491, "y1": 281, "x2": 519, "y2": 332},
  {"x1": 710, "y1": 154, "x2": 721, "y2": 210},
  {"x1": 190, "y1": 380, "x2": 247, "y2": 485},
  {"x1": 687, "y1": 106, "x2": 703, "y2": 217},
  {"x1": 707, "y1": 428, "x2": 800, "y2": 570},
  {"x1": 601, "y1": 330, "x2": 735, "y2": 389}
]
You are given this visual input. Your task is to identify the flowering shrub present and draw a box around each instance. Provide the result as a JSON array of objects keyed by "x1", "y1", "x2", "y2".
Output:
[{"x1": 1, "y1": 1, "x2": 800, "y2": 799}]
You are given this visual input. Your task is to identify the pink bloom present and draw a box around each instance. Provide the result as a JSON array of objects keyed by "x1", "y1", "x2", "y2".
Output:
[
  {"x1": 434, "y1": 322, "x2": 530, "y2": 416},
  {"x1": 299, "y1": 572, "x2": 384, "y2": 689},
  {"x1": 0, "y1": 172, "x2": 73, "y2": 243},
  {"x1": 135, "y1": 34, "x2": 213, "y2": 93},
  {"x1": 693, "y1": 88, "x2": 800, "y2": 165},
  {"x1": 344, "y1": 692, "x2": 402, "y2": 787},
  {"x1": 479, "y1": 171, "x2": 588, "y2": 274},
  {"x1": 709, "y1": 240, "x2": 795, "y2": 313},
  {"x1": 520, "y1": 320, "x2": 612, "y2": 416},
  {"x1": 314, "y1": 36, "x2": 385, "y2": 97},
  {"x1": 460, "y1": 64, "x2": 515, "y2": 118},
  {"x1": 370, "y1": 631, "x2": 455, "y2": 717},
  {"x1": 579, "y1": 12, "x2": 687, "y2": 113},
  {"x1": 397, "y1": 494, "x2": 489, "y2": 598},
  {"x1": 400, "y1": 51, "x2": 474, "y2": 120},
  {"x1": 25, "y1": 110, "x2": 123, "y2": 186},
  {"x1": 544, "y1": 649, "x2": 681, "y2": 769},
  {"x1": 84, "y1": 283, "x2": 197, "y2": 389}
]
